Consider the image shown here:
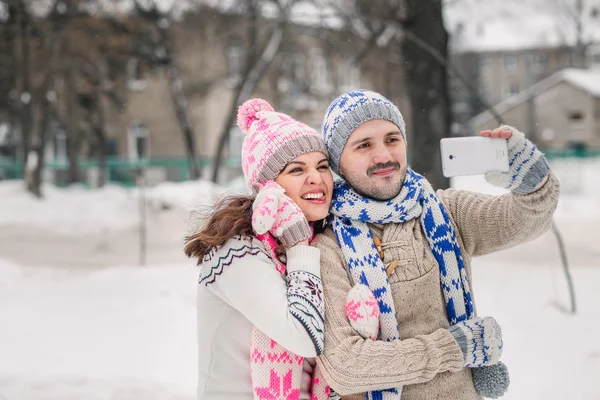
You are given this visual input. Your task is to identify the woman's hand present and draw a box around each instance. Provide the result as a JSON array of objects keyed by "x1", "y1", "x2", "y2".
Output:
[{"x1": 252, "y1": 181, "x2": 312, "y2": 247}]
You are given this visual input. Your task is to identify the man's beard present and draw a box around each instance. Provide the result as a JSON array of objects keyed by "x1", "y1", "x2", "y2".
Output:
[{"x1": 341, "y1": 162, "x2": 407, "y2": 201}]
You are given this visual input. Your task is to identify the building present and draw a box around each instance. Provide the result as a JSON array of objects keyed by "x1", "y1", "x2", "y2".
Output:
[
  {"x1": 445, "y1": 2, "x2": 600, "y2": 138},
  {"x1": 469, "y1": 68, "x2": 600, "y2": 151}
]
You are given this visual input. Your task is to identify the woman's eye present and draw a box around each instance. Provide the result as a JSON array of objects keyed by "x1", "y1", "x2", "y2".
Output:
[
  {"x1": 357, "y1": 143, "x2": 370, "y2": 149},
  {"x1": 318, "y1": 165, "x2": 330, "y2": 171},
  {"x1": 289, "y1": 167, "x2": 303, "y2": 173}
]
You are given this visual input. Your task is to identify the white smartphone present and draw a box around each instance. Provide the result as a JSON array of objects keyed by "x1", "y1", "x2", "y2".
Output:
[{"x1": 440, "y1": 136, "x2": 509, "y2": 178}]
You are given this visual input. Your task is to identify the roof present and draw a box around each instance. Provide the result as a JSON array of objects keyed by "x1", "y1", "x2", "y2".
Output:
[
  {"x1": 444, "y1": 0, "x2": 600, "y2": 53},
  {"x1": 470, "y1": 68, "x2": 600, "y2": 126}
]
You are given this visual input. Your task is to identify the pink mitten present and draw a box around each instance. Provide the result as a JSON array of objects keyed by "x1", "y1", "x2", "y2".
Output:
[
  {"x1": 251, "y1": 180, "x2": 311, "y2": 247},
  {"x1": 346, "y1": 284, "x2": 379, "y2": 340},
  {"x1": 252, "y1": 181, "x2": 284, "y2": 235}
]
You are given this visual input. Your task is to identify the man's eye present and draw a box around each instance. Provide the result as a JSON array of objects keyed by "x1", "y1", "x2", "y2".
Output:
[{"x1": 387, "y1": 138, "x2": 399, "y2": 143}]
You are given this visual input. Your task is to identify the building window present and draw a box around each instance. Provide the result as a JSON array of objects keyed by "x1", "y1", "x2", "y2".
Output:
[
  {"x1": 227, "y1": 43, "x2": 244, "y2": 86},
  {"x1": 504, "y1": 55, "x2": 518, "y2": 74},
  {"x1": 128, "y1": 122, "x2": 149, "y2": 161},
  {"x1": 505, "y1": 83, "x2": 519, "y2": 97},
  {"x1": 310, "y1": 49, "x2": 331, "y2": 94},
  {"x1": 568, "y1": 110, "x2": 584, "y2": 122},
  {"x1": 54, "y1": 129, "x2": 67, "y2": 162},
  {"x1": 126, "y1": 58, "x2": 146, "y2": 91},
  {"x1": 478, "y1": 55, "x2": 487, "y2": 74},
  {"x1": 337, "y1": 59, "x2": 360, "y2": 92},
  {"x1": 527, "y1": 53, "x2": 547, "y2": 73}
]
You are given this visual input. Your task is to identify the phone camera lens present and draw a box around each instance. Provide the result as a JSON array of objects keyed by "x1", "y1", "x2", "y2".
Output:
[{"x1": 449, "y1": 155, "x2": 454, "y2": 160}]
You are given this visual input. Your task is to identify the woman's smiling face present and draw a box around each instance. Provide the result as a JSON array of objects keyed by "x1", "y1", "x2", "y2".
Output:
[{"x1": 275, "y1": 151, "x2": 334, "y2": 222}]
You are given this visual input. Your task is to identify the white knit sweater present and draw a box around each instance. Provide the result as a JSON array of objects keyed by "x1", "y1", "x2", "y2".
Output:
[{"x1": 196, "y1": 237, "x2": 322, "y2": 400}]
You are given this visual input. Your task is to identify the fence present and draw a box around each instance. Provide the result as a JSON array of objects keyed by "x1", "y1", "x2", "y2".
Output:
[
  {"x1": 0, "y1": 149, "x2": 599, "y2": 188},
  {"x1": 0, "y1": 156, "x2": 243, "y2": 187}
]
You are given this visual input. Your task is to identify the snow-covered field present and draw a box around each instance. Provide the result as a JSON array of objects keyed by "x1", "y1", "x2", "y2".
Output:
[{"x1": 0, "y1": 159, "x2": 599, "y2": 400}]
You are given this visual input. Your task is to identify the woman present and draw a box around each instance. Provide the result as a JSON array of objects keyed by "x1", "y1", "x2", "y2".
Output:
[{"x1": 184, "y1": 98, "x2": 334, "y2": 400}]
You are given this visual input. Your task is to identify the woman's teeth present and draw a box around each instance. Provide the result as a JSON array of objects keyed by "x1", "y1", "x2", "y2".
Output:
[{"x1": 302, "y1": 192, "x2": 324, "y2": 200}]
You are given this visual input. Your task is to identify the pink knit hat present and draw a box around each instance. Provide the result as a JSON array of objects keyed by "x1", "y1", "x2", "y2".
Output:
[{"x1": 237, "y1": 98, "x2": 327, "y2": 194}]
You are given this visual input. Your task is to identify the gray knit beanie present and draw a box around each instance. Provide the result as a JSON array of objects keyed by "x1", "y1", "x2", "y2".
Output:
[{"x1": 322, "y1": 89, "x2": 406, "y2": 174}]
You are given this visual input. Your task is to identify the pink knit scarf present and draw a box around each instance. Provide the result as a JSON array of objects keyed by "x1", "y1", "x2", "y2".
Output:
[{"x1": 250, "y1": 232, "x2": 330, "y2": 400}]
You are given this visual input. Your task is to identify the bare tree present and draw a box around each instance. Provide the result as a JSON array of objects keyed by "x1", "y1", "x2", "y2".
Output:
[
  {"x1": 543, "y1": 0, "x2": 600, "y2": 67},
  {"x1": 14, "y1": 0, "x2": 33, "y2": 172},
  {"x1": 211, "y1": 0, "x2": 293, "y2": 183},
  {"x1": 401, "y1": 0, "x2": 451, "y2": 189},
  {"x1": 132, "y1": 0, "x2": 202, "y2": 180},
  {"x1": 20, "y1": 0, "x2": 145, "y2": 195}
]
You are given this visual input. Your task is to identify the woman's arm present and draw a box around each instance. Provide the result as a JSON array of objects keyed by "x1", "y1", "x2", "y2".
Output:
[{"x1": 200, "y1": 236, "x2": 324, "y2": 357}]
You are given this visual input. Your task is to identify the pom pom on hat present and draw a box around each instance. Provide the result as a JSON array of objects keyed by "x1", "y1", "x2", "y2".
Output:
[{"x1": 237, "y1": 98, "x2": 275, "y2": 134}]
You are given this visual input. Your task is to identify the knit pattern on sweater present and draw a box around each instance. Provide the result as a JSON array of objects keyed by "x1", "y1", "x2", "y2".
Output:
[
  {"x1": 330, "y1": 169, "x2": 475, "y2": 400},
  {"x1": 252, "y1": 233, "x2": 328, "y2": 400},
  {"x1": 199, "y1": 234, "x2": 328, "y2": 399}
]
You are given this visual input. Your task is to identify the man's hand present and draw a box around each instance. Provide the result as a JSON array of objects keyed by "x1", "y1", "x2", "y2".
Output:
[
  {"x1": 481, "y1": 125, "x2": 550, "y2": 194},
  {"x1": 479, "y1": 127, "x2": 512, "y2": 139},
  {"x1": 449, "y1": 316, "x2": 503, "y2": 368}
]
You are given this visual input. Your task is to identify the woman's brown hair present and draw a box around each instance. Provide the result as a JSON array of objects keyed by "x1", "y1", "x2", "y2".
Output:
[
  {"x1": 184, "y1": 192, "x2": 328, "y2": 264},
  {"x1": 184, "y1": 194, "x2": 255, "y2": 262}
]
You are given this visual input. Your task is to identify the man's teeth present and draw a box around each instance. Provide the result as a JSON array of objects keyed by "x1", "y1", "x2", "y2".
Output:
[{"x1": 302, "y1": 192, "x2": 324, "y2": 200}]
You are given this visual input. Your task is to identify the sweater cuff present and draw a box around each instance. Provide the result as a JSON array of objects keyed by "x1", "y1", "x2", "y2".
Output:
[
  {"x1": 286, "y1": 245, "x2": 321, "y2": 278},
  {"x1": 431, "y1": 329, "x2": 466, "y2": 373}
]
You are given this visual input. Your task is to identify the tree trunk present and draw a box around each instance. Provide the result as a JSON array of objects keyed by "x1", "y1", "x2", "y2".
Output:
[
  {"x1": 402, "y1": 0, "x2": 450, "y2": 189},
  {"x1": 210, "y1": 25, "x2": 284, "y2": 183},
  {"x1": 28, "y1": 89, "x2": 52, "y2": 197},
  {"x1": 64, "y1": 68, "x2": 80, "y2": 184},
  {"x1": 160, "y1": 27, "x2": 201, "y2": 180},
  {"x1": 16, "y1": 0, "x2": 33, "y2": 173}
]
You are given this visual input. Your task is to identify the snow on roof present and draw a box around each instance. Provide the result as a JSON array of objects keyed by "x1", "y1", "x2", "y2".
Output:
[
  {"x1": 444, "y1": 0, "x2": 600, "y2": 53},
  {"x1": 470, "y1": 67, "x2": 600, "y2": 126}
]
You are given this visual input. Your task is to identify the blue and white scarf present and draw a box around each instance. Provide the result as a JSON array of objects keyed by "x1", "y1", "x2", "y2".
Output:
[{"x1": 330, "y1": 169, "x2": 474, "y2": 400}]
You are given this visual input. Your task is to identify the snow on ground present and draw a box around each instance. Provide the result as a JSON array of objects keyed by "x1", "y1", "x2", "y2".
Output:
[
  {"x1": 0, "y1": 257, "x2": 598, "y2": 399},
  {"x1": 0, "y1": 259, "x2": 198, "y2": 400},
  {"x1": 0, "y1": 179, "x2": 227, "y2": 236}
]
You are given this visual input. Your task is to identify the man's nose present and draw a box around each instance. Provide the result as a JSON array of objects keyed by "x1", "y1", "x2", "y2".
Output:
[{"x1": 372, "y1": 146, "x2": 394, "y2": 165}]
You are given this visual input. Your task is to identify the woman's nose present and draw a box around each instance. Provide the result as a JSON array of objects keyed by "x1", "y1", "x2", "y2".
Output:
[{"x1": 306, "y1": 169, "x2": 323, "y2": 185}]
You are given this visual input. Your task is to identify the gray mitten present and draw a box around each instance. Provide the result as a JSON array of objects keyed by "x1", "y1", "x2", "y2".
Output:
[
  {"x1": 449, "y1": 316, "x2": 503, "y2": 368},
  {"x1": 472, "y1": 362, "x2": 510, "y2": 399},
  {"x1": 484, "y1": 125, "x2": 550, "y2": 194}
]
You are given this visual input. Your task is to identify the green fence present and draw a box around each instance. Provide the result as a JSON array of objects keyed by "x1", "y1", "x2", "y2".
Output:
[
  {"x1": 1, "y1": 148, "x2": 599, "y2": 187},
  {"x1": 0, "y1": 156, "x2": 243, "y2": 187}
]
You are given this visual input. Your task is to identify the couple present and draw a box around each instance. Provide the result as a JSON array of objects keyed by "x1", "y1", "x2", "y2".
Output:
[{"x1": 185, "y1": 89, "x2": 560, "y2": 400}]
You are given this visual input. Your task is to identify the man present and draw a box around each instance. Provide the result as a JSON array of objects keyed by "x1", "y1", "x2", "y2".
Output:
[{"x1": 312, "y1": 89, "x2": 560, "y2": 400}]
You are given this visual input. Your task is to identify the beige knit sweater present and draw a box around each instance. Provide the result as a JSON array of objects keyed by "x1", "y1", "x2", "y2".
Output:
[{"x1": 312, "y1": 174, "x2": 560, "y2": 400}]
